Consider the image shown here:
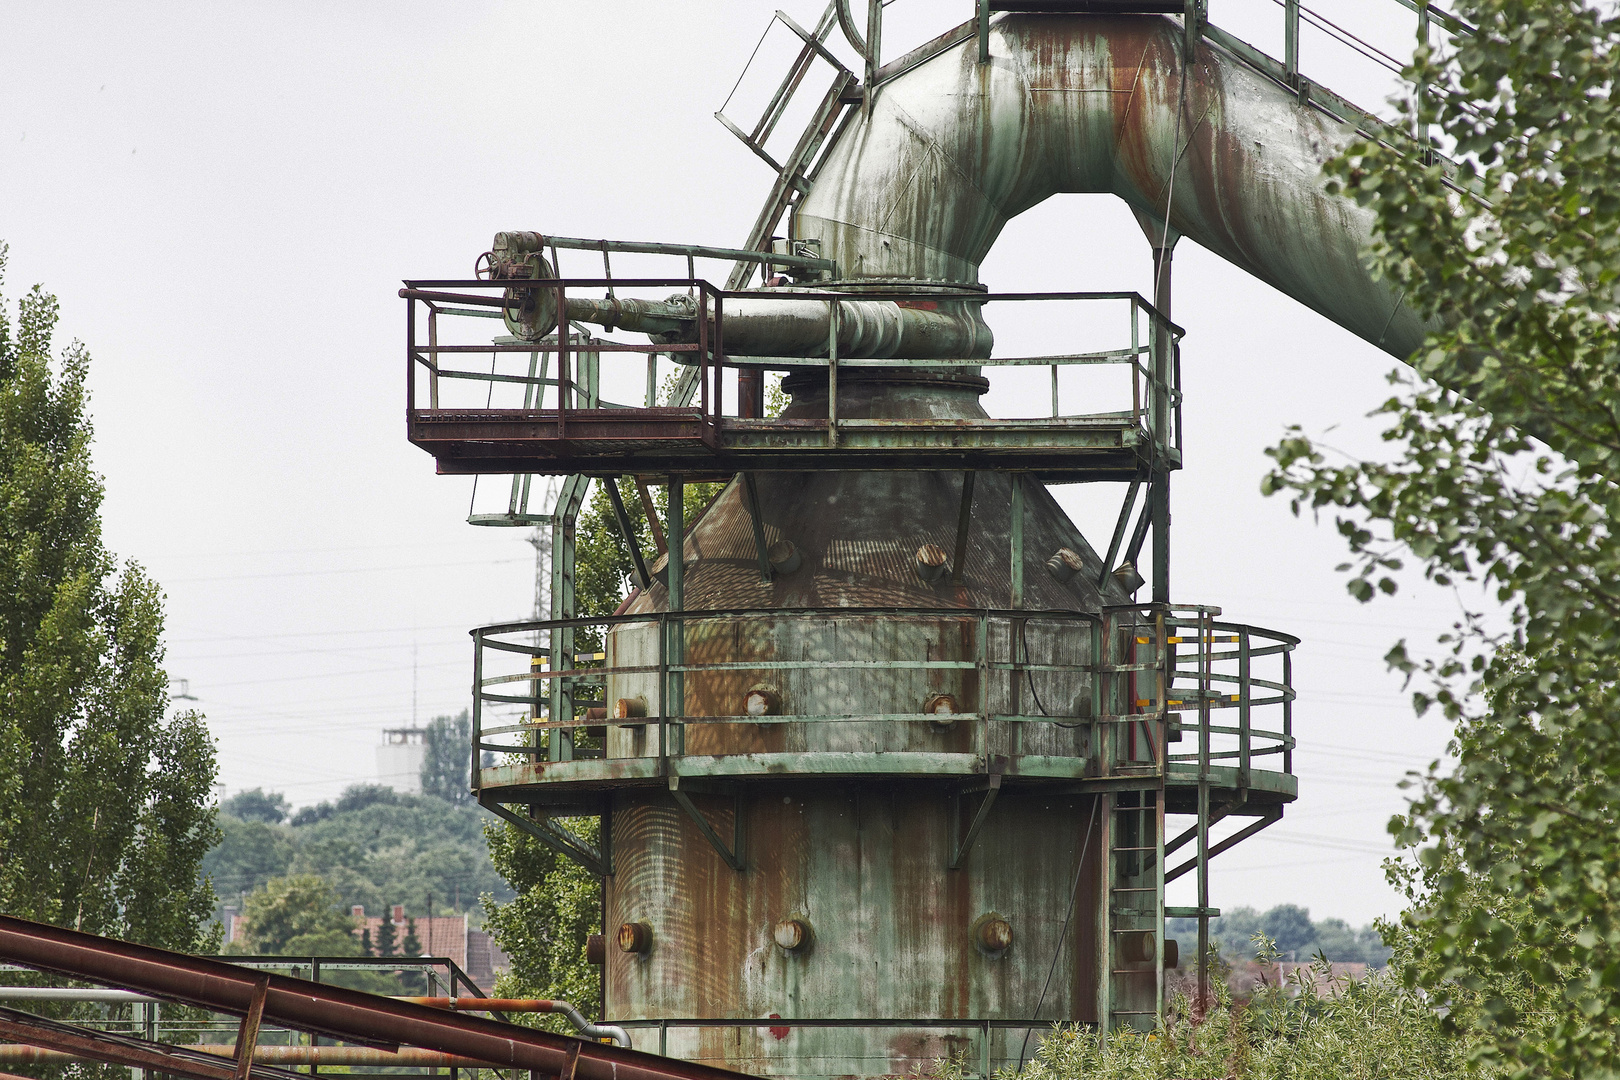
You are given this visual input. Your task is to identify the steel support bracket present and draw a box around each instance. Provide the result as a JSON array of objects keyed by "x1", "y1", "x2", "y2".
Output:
[
  {"x1": 742, "y1": 472, "x2": 772, "y2": 583},
  {"x1": 233, "y1": 975, "x2": 270, "y2": 1080},
  {"x1": 1164, "y1": 808, "x2": 1279, "y2": 883},
  {"x1": 480, "y1": 796, "x2": 610, "y2": 878},
  {"x1": 669, "y1": 777, "x2": 745, "y2": 872},
  {"x1": 947, "y1": 772, "x2": 1002, "y2": 870},
  {"x1": 604, "y1": 478, "x2": 652, "y2": 590},
  {"x1": 951, "y1": 471, "x2": 976, "y2": 586}
]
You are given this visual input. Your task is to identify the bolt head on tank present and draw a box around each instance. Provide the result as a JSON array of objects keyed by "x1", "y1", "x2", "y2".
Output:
[
  {"x1": 1045, "y1": 547, "x2": 1084, "y2": 583},
  {"x1": 1119, "y1": 929, "x2": 1157, "y2": 964},
  {"x1": 767, "y1": 540, "x2": 802, "y2": 575},
  {"x1": 773, "y1": 917, "x2": 813, "y2": 953},
  {"x1": 744, "y1": 686, "x2": 782, "y2": 716},
  {"x1": 972, "y1": 914, "x2": 1013, "y2": 956},
  {"x1": 586, "y1": 933, "x2": 606, "y2": 966},
  {"x1": 924, "y1": 693, "x2": 958, "y2": 729},
  {"x1": 1111, "y1": 560, "x2": 1147, "y2": 595},
  {"x1": 617, "y1": 921, "x2": 653, "y2": 954},
  {"x1": 613, "y1": 696, "x2": 647, "y2": 720},
  {"x1": 914, "y1": 544, "x2": 949, "y2": 582}
]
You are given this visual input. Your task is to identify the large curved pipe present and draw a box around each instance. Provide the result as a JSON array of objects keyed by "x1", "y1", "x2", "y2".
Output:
[{"x1": 796, "y1": 14, "x2": 1430, "y2": 359}]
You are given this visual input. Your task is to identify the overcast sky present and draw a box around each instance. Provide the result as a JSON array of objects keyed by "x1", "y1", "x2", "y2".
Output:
[{"x1": 1, "y1": 2, "x2": 1468, "y2": 927}]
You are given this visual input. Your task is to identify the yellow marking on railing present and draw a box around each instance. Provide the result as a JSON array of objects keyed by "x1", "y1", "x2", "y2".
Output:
[{"x1": 1137, "y1": 635, "x2": 1240, "y2": 644}]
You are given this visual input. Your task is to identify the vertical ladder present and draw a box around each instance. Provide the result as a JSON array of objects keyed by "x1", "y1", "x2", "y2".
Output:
[{"x1": 1097, "y1": 613, "x2": 1167, "y2": 1033}]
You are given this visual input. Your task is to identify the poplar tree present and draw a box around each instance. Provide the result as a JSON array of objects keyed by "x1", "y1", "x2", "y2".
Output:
[
  {"x1": 0, "y1": 244, "x2": 219, "y2": 950},
  {"x1": 1264, "y1": 3, "x2": 1620, "y2": 1074}
]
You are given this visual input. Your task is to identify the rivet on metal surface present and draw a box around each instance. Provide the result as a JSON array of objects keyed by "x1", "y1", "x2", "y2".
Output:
[
  {"x1": 971, "y1": 914, "x2": 1013, "y2": 956},
  {"x1": 617, "y1": 922, "x2": 652, "y2": 955},
  {"x1": 914, "y1": 544, "x2": 949, "y2": 582},
  {"x1": 772, "y1": 918, "x2": 812, "y2": 953}
]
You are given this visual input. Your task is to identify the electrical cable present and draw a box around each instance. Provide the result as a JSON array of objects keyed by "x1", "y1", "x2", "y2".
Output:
[{"x1": 1018, "y1": 796, "x2": 1100, "y2": 1070}]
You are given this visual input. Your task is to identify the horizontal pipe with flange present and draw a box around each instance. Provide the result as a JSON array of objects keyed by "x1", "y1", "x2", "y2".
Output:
[
  {"x1": 0, "y1": 915, "x2": 745, "y2": 1080},
  {"x1": 500, "y1": 286, "x2": 995, "y2": 359}
]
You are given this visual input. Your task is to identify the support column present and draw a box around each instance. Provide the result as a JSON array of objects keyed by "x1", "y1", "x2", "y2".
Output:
[
  {"x1": 666, "y1": 476, "x2": 685, "y2": 756},
  {"x1": 1150, "y1": 242, "x2": 1175, "y2": 605}
]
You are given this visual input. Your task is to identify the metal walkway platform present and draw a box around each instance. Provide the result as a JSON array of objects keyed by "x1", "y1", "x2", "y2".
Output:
[{"x1": 403, "y1": 279, "x2": 1182, "y2": 481}]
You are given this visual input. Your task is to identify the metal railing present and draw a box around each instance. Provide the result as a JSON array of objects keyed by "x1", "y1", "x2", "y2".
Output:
[
  {"x1": 469, "y1": 604, "x2": 1293, "y2": 790},
  {"x1": 404, "y1": 277, "x2": 1183, "y2": 458}
]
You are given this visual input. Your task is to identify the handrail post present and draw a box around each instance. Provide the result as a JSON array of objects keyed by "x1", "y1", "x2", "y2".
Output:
[
  {"x1": 667, "y1": 476, "x2": 685, "y2": 757},
  {"x1": 1238, "y1": 627, "x2": 1251, "y2": 794},
  {"x1": 1129, "y1": 296, "x2": 1141, "y2": 423},
  {"x1": 1090, "y1": 617, "x2": 1104, "y2": 777},
  {"x1": 556, "y1": 283, "x2": 570, "y2": 440},
  {"x1": 828, "y1": 298, "x2": 840, "y2": 446},
  {"x1": 471, "y1": 631, "x2": 483, "y2": 796},
  {"x1": 1195, "y1": 606, "x2": 1213, "y2": 1013},
  {"x1": 406, "y1": 292, "x2": 415, "y2": 415},
  {"x1": 658, "y1": 613, "x2": 668, "y2": 771},
  {"x1": 698, "y1": 289, "x2": 710, "y2": 419},
  {"x1": 427, "y1": 306, "x2": 440, "y2": 409},
  {"x1": 714, "y1": 292, "x2": 726, "y2": 419},
  {"x1": 1283, "y1": 647, "x2": 1294, "y2": 776},
  {"x1": 1285, "y1": 0, "x2": 1300, "y2": 85},
  {"x1": 977, "y1": 612, "x2": 990, "y2": 760}
]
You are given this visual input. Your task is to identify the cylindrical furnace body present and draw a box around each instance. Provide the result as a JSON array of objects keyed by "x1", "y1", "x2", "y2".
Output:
[{"x1": 598, "y1": 370, "x2": 1159, "y2": 1076}]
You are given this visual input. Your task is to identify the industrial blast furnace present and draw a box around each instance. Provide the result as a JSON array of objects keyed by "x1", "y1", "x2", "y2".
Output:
[{"x1": 403, "y1": 6, "x2": 1432, "y2": 1078}]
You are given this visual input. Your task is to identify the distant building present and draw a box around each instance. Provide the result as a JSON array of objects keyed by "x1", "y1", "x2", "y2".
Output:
[
  {"x1": 377, "y1": 727, "x2": 426, "y2": 794},
  {"x1": 224, "y1": 903, "x2": 509, "y2": 993},
  {"x1": 349, "y1": 904, "x2": 510, "y2": 992}
]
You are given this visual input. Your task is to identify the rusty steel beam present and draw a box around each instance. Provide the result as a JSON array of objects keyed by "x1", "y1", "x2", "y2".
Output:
[
  {"x1": 0, "y1": 1043, "x2": 491, "y2": 1068},
  {"x1": 0, "y1": 915, "x2": 749, "y2": 1080}
]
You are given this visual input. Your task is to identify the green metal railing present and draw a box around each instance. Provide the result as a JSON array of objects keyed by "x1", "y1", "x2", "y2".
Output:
[
  {"x1": 407, "y1": 278, "x2": 1183, "y2": 442},
  {"x1": 468, "y1": 604, "x2": 1295, "y2": 791}
]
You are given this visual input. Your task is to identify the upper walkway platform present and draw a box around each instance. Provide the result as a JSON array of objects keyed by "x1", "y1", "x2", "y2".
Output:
[{"x1": 403, "y1": 278, "x2": 1182, "y2": 482}]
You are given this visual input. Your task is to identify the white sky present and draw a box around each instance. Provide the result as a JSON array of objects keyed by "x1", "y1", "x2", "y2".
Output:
[{"x1": 0, "y1": 2, "x2": 1469, "y2": 927}]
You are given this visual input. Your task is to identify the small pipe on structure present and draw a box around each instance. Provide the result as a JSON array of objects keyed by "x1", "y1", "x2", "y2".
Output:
[{"x1": 401, "y1": 999, "x2": 631, "y2": 1046}]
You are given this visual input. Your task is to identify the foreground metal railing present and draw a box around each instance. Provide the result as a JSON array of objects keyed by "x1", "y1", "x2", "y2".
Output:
[{"x1": 0, "y1": 916, "x2": 744, "y2": 1078}]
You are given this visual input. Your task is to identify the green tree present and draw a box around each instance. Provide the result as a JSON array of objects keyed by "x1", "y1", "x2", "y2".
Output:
[
  {"x1": 375, "y1": 913, "x2": 398, "y2": 957},
  {"x1": 1264, "y1": 2, "x2": 1620, "y2": 1075},
  {"x1": 402, "y1": 917, "x2": 422, "y2": 957},
  {"x1": 203, "y1": 784, "x2": 511, "y2": 923},
  {"x1": 0, "y1": 244, "x2": 219, "y2": 951},
  {"x1": 420, "y1": 711, "x2": 473, "y2": 804},
  {"x1": 221, "y1": 789, "x2": 289, "y2": 824},
  {"x1": 482, "y1": 818, "x2": 601, "y2": 1032},
  {"x1": 480, "y1": 476, "x2": 722, "y2": 1024},
  {"x1": 233, "y1": 874, "x2": 358, "y2": 956}
]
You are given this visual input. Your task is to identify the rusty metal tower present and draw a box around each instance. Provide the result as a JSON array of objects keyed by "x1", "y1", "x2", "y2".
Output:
[{"x1": 402, "y1": 3, "x2": 1441, "y2": 1076}]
